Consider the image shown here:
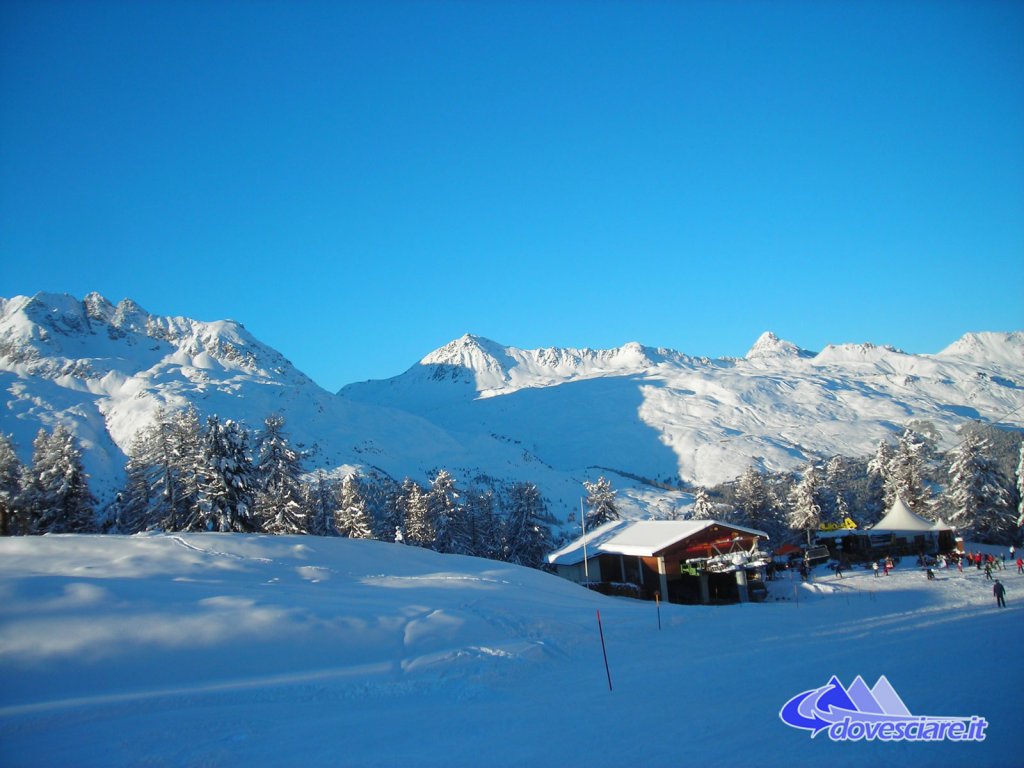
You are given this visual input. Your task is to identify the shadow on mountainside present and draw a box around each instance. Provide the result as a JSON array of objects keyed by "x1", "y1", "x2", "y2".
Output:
[{"x1": 469, "y1": 375, "x2": 681, "y2": 483}]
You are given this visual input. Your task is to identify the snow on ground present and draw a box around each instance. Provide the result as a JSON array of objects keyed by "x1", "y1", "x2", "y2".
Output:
[{"x1": 0, "y1": 534, "x2": 1021, "y2": 767}]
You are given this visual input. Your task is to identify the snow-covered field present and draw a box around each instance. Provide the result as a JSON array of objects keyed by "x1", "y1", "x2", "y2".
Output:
[{"x1": 1, "y1": 534, "x2": 1020, "y2": 767}]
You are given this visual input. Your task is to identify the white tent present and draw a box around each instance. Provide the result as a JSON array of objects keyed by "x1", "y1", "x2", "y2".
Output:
[{"x1": 869, "y1": 498, "x2": 947, "y2": 533}]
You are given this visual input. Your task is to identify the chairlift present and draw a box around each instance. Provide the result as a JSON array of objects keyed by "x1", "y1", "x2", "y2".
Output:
[{"x1": 804, "y1": 545, "x2": 831, "y2": 565}]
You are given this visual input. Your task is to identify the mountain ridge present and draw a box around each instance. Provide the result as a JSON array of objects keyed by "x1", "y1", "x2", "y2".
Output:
[{"x1": 2, "y1": 291, "x2": 1023, "y2": 517}]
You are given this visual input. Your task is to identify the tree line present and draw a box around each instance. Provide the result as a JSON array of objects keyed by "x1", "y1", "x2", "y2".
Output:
[
  {"x1": 0, "y1": 408, "x2": 556, "y2": 567},
  {"x1": 693, "y1": 421, "x2": 1024, "y2": 545},
  {"x1": 0, "y1": 412, "x2": 1020, "y2": 557}
]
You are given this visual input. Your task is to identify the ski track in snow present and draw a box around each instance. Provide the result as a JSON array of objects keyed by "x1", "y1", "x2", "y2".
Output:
[{"x1": 0, "y1": 534, "x2": 1021, "y2": 767}]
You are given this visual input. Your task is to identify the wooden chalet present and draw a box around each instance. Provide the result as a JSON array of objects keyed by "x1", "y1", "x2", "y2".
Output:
[{"x1": 546, "y1": 519, "x2": 770, "y2": 604}]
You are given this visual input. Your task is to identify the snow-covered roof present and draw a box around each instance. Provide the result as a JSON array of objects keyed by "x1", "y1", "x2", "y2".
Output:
[
  {"x1": 546, "y1": 519, "x2": 769, "y2": 566},
  {"x1": 545, "y1": 519, "x2": 630, "y2": 567},
  {"x1": 869, "y1": 498, "x2": 949, "y2": 533}
]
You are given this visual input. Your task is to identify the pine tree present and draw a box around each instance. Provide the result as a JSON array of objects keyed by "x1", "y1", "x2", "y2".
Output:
[
  {"x1": 464, "y1": 488, "x2": 501, "y2": 559},
  {"x1": 890, "y1": 428, "x2": 933, "y2": 517},
  {"x1": 690, "y1": 487, "x2": 716, "y2": 520},
  {"x1": 0, "y1": 433, "x2": 23, "y2": 535},
  {"x1": 583, "y1": 476, "x2": 619, "y2": 529},
  {"x1": 835, "y1": 493, "x2": 851, "y2": 524},
  {"x1": 501, "y1": 482, "x2": 553, "y2": 567},
  {"x1": 377, "y1": 477, "x2": 409, "y2": 543},
  {"x1": 335, "y1": 472, "x2": 373, "y2": 539},
  {"x1": 867, "y1": 439, "x2": 897, "y2": 509},
  {"x1": 112, "y1": 407, "x2": 201, "y2": 532},
  {"x1": 945, "y1": 432, "x2": 1013, "y2": 541},
  {"x1": 115, "y1": 431, "x2": 157, "y2": 533},
  {"x1": 822, "y1": 455, "x2": 850, "y2": 524},
  {"x1": 192, "y1": 416, "x2": 256, "y2": 532},
  {"x1": 402, "y1": 479, "x2": 433, "y2": 547},
  {"x1": 166, "y1": 406, "x2": 204, "y2": 530},
  {"x1": 253, "y1": 414, "x2": 307, "y2": 534},
  {"x1": 428, "y1": 470, "x2": 467, "y2": 554},
  {"x1": 306, "y1": 470, "x2": 338, "y2": 536},
  {"x1": 1016, "y1": 442, "x2": 1024, "y2": 531},
  {"x1": 362, "y1": 473, "x2": 401, "y2": 541},
  {"x1": 21, "y1": 426, "x2": 95, "y2": 533},
  {"x1": 734, "y1": 466, "x2": 775, "y2": 531},
  {"x1": 787, "y1": 462, "x2": 822, "y2": 543}
]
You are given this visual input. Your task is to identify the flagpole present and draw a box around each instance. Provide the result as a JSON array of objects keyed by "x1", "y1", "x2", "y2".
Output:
[{"x1": 581, "y1": 497, "x2": 589, "y2": 584}]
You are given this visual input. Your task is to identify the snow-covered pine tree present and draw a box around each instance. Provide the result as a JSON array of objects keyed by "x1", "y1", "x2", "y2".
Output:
[
  {"x1": 358, "y1": 472, "x2": 400, "y2": 541},
  {"x1": 689, "y1": 487, "x2": 716, "y2": 520},
  {"x1": 335, "y1": 472, "x2": 373, "y2": 539},
  {"x1": 110, "y1": 408, "x2": 185, "y2": 532},
  {"x1": 21, "y1": 426, "x2": 95, "y2": 533},
  {"x1": 867, "y1": 439, "x2": 897, "y2": 510},
  {"x1": 163, "y1": 406, "x2": 203, "y2": 530},
  {"x1": 945, "y1": 432, "x2": 1013, "y2": 542},
  {"x1": 0, "y1": 433, "x2": 23, "y2": 535},
  {"x1": 835, "y1": 493, "x2": 851, "y2": 524},
  {"x1": 463, "y1": 488, "x2": 501, "y2": 559},
  {"x1": 428, "y1": 470, "x2": 468, "y2": 554},
  {"x1": 402, "y1": 479, "x2": 433, "y2": 547},
  {"x1": 306, "y1": 469, "x2": 337, "y2": 536},
  {"x1": 376, "y1": 477, "x2": 409, "y2": 543},
  {"x1": 192, "y1": 416, "x2": 256, "y2": 532},
  {"x1": 889, "y1": 428, "x2": 934, "y2": 517},
  {"x1": 253, "y1": 414, "x2": 307, "y2": 534},
  {"x1": 1017, "y1": 442, "x2": 1024, "y2": 530},
  {"x1": 501, "y1": 482, "x2": 553, "y2": 567},
  {"x1": 115, "y1": 430, "x2": 158, "y2": 533},
  {"x1": 787, "y1": 462, "x2": 822, "y2": 543},
  {"x1": 822, "y1": 455, "x2": 850, "y2": 524},
  {"x1": 734, "y1": 466, "x2": 776, "y2": 533},
  {"x1": 583, "y1": 476, "x2": 619, "y2": 529}
]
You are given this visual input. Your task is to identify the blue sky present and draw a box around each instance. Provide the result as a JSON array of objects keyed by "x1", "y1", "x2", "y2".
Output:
[{"x1": 2, "y1": 0, "x2": 1022, "y2": 391}]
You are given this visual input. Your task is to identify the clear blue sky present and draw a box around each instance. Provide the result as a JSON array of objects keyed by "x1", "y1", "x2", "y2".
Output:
[{"x1": 2, "y1": 0, "x2": 1022, "y2": 391}]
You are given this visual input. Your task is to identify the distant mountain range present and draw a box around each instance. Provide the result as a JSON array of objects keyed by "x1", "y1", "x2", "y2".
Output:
[{"x1": 2, "y1": 292, "x2": 1022, "y2": 519}]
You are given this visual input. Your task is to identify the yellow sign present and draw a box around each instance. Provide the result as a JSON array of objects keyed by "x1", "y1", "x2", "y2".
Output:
[{"x1": 819, "y1": 517, "x2": 858, "y2": 531}]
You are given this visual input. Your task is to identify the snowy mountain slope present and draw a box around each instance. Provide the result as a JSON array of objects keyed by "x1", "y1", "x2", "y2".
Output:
[
  {"x1": 0, "y1": 293, "x2": 556, "y2": 504},
  {"x1": 3, "y1": 292, "x2": 1023, "y2": 520},
  {"x1": 342, "y1": 331, "x2": 1024, "y2": 487},
  {"x1": 0, "y1": 533, "x2": 1019, "y2": 766}
]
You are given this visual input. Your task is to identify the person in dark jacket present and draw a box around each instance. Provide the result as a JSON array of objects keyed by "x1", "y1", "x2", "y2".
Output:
[{"x1": 993, "y1": 580, "x2": 1006, "y2": 608}]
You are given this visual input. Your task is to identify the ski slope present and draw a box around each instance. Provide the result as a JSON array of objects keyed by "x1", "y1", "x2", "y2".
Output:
[{"x1": 0, "y1": 534, "x2": 1020, "y2": 766}]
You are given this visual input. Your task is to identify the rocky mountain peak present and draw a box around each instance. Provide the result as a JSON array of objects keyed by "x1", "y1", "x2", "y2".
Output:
[{"x1": 745, "y1": 331, "x2": 811, "y2": 360}]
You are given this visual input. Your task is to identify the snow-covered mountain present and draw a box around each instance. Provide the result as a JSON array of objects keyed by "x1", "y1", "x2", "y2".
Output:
[
  {"x1": 341, "y1": 329, "x2": 1024, "y2": 491},
  {"x1": 2, "y1": 292, "x2": 1023, "y2": 519},
  {"x1": 0, "y1": 293, "x2": 533, "y2": 503}
]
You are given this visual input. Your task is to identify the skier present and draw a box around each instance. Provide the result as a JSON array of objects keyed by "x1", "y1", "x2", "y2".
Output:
[
  {"x1": 1016, "y1": 557, "x2": 1023, "y2": 575},
  {"x1": 984, "y1": 562, "x2": 993, "y2": 581},
  {"x1": 993, "y1": 579, "x2": 1006, "y2": 608},
  {"x1": 872, "y1": 561, "x2": 879, "y2": 577}
]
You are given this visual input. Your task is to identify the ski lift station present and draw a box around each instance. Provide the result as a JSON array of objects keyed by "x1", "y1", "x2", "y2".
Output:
[{"x1": 546, "y1": 519, "x2": 771, "y2": 605}]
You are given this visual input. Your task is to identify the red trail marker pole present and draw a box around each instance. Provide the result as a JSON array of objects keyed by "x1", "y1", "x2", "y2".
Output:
[{"x1": 596, "y1": 609, "x2": 613, "y2": 691}]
